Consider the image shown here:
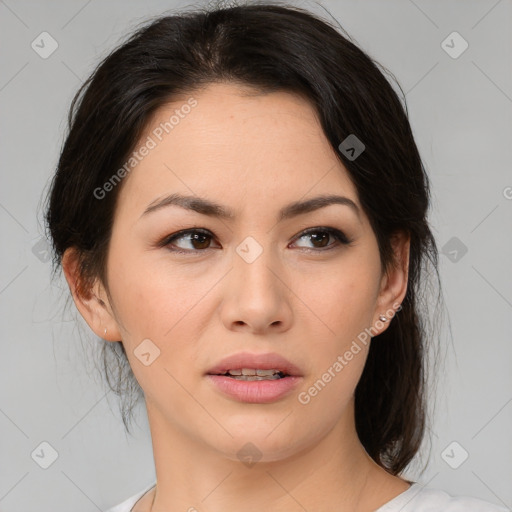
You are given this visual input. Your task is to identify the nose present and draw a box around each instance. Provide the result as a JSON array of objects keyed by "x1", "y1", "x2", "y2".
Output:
[{"x1": 219, "y1": 241, "x2": 292, "y2": 335}]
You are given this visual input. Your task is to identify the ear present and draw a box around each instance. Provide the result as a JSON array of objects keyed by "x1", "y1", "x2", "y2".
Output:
[
  {"x1": 372, "y1": 230, "x2": 410, "y2": 335},
  {"x1": 61, "y1": 247, "x2": 122, "y2": 342}
]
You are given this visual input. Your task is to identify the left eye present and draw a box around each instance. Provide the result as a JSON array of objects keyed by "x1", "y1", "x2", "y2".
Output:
[
  {"x1": 160, "y1": 227, "x2": 351, "y2": 254},
  {"x1": 292, "y1": 227, "x2": 351, "y2": 250}
]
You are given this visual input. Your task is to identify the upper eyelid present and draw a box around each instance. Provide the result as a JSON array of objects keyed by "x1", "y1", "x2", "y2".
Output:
[{"x1": 169, "y1": 226, "x2": 339, "y2": 239}]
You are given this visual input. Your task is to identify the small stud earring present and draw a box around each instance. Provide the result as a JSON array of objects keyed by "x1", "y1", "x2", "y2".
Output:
[
  {"x1": 104, "y1": 327, "x2": 107, "y2": 336},
  {"x1": 379, "y1": 315, "x2": 387, "y2": 322}
]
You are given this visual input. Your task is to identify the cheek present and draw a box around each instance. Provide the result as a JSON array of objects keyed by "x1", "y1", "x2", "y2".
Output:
[
  {"x1": 106, "y1": 250, "x2": 212, "y2": 399},
  {"x1": 105, "y1": 249, "x2": 227, "y2": 401},
  {"x1": 295, "y1": 270, "x2": 374, "y2": 417},
  {"x1": 296, "y1": 254, "x2": 380, "y2": 342},
  {"x1": 293, "y1": 249, "x2": 380, "y2": 403},
  {"x1": 106, "y1": 242, "x2": 213, "y2": 339}
]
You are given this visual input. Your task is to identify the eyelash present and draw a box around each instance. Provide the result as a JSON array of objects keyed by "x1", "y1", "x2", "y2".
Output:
[{"x1": 158, "y1": 226, "x2": 353, "y2": 255}]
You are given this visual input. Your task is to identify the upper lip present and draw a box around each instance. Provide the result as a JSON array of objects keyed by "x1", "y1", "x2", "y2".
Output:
[{"x1": 206, "y1": 352, "x2": 302, "y2": 376}]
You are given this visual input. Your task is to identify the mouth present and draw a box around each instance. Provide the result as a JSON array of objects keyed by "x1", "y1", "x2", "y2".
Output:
[
  {"x1": 208, "y1": 368, "x2": 289, "y2": 381},
  {"x1": 205, "y1": 352, "x2": 303, "y2": 403},
  {"x1": 206, "y1": 351, "x2": 302, "y2": 379}
]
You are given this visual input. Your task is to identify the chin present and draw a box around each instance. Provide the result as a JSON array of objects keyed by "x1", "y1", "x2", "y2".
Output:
[{"x1": 204, "y1": 427, "x2": 310, "y2": 464}]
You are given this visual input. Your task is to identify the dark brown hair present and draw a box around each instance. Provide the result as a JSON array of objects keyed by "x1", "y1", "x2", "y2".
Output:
[{"x1": 44, "y1": 1, "x2": 445, "y2": 476}]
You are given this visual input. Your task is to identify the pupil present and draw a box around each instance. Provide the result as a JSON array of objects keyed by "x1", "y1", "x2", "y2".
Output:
[
  {"x1": 191, "y1": 233, "x2": 210, "y2": 249},
  {"x1": 311, "y1": 232, "x2": 329, "y2": 248}
]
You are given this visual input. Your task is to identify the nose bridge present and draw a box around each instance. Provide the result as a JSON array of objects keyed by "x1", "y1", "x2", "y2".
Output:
[
  {"x1": 234, "y1": 234, "x2": 281, "y2": 301},
  {"x1": 221, "y1": 233, "x2": 290, "y2": 331}
]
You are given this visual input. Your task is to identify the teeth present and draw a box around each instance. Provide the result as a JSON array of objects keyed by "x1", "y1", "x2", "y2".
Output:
[
  {"x1": 256, "y1": 369, "x2": 280, "y2": 376},
  {"x1": 226, "y1": 368, "x2": 281, "y2": 376},
  {"x1": 229, "y1": 374, "x2": 282, "y2": 381},
  {"x1": 221, "y1": 368, "x2": 285, "y2": 380}
]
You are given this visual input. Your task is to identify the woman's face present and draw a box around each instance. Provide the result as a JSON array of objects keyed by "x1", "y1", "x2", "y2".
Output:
[{"x1": 76, "y1": 82, "x2": 407, "y2": 462}]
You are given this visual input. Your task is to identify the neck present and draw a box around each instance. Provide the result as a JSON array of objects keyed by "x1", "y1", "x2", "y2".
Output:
[{"x1": 142, "y1": 398, "x2": 404, "y2": 512}]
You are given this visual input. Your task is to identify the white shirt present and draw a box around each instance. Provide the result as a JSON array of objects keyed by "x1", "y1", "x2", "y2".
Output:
[{"x1": 104, "y1": 481, "x2": 509, "y2": 512}]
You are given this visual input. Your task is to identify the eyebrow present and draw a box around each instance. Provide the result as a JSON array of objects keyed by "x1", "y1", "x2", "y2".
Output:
[{"x1": 140, "y1": 193, "x2": 361, "y2": 222}]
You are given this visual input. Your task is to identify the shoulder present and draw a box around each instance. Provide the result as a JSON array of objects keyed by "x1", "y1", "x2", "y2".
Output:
[
  {"x1": 377, "y1": 483, "x2": 509, "y2": 512},
  {"x1": 104, "y1": 482, "x2": 156, "y2": 512}
]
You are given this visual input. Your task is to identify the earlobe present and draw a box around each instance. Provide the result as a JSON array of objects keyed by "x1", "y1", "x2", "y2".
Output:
[{"x1": 61, "y1": 247, "x2": 121, "y2": 341}]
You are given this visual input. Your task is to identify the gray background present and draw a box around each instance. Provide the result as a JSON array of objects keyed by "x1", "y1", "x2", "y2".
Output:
[{"x1": 1, "y1": 0, "x2": 511, "y2": 510}]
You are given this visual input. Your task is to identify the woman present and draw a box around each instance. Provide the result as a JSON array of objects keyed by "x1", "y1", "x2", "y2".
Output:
[{"x1": 44, "y1": 2, "x2": 508, "y2": 511}]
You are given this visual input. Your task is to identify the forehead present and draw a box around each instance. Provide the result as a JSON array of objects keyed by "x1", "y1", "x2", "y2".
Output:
[{"x1": 114, "y1": 82, "x2": 360, "y2": 221}]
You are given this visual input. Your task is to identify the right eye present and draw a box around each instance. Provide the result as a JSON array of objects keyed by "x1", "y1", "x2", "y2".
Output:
[{"x1": 160, "y1": 228, "x2": 220, "y2": 254}]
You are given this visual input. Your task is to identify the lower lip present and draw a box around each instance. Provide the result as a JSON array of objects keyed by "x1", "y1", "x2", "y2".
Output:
[{"x1": 205, "y1": 375, "x2": 302, "y2": 403}]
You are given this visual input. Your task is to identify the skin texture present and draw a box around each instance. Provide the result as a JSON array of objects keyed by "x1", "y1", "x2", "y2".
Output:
[{"x1": 63, "y1": 82, "x2": 411, "y2": 512}]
